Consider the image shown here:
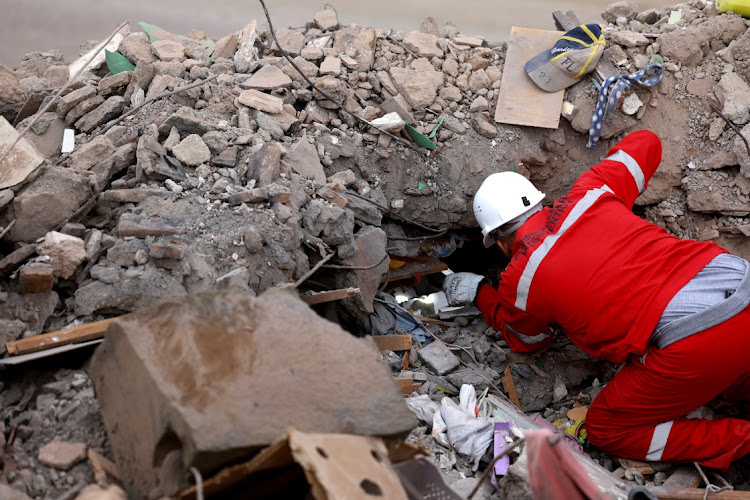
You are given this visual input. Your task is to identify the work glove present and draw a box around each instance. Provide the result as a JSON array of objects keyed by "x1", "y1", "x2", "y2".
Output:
[{"x1": 443, "y1": 272, "x2": 486, "y2": 306}]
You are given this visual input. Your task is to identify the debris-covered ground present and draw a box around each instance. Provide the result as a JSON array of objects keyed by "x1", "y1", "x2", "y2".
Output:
[{"x1": 1, "y1": 0, "x2": 750, "y2": 498}]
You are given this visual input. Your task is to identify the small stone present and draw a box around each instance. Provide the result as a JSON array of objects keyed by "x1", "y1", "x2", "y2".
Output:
[
  {"x1": 75, "y1": 96, "x2": 125, "y2": 133},
  {"x1": 621, "y1": 93, "x2": 643, "y2": 115},
  {"x1": 56, "y1": 85, "x2": 96, "y2": 118},
  {"x1": 314, "y1": 9, "x2": 339, "y2": 31},
  {"x1": 473, "y1": 116, "x2": 497, "y2": 138},
  {"x1": 320, "y1": 56, "x2": 342, "y2": 76},
  {"x1": 402, "y1": 31, "x2": 444, "y2": 59},
  {"x1": 38, "y1": 441, "x2": 87, "y2": 470},
  {"x1": 98, "y1": 72, "x2": 132, "y2": 95},
  {"x1": 553, "y1": 377, "x2": 568, "y2": 402},
  {"x1": 271, "y1": 28, "x2": 305, "y2": 57},
  {"x1": 172, "y1": 134, "x2": 211, "y2": 167},
  {"x1": 36, "y1": 231, "x2": 87, "y2": 279},
  {"x1": 417, "y1": 340, "x2": 460, "y2": 375},
  {"x1": 470, "y1": 96, "x2": 489, "y2": 112},
  {"x1": 151, "y1": 40, "x2": 186, "y2": 62},
  {"x1": 601, "y1": 1, "x2": 639, "y2": 24},
  {"x1": 241, "y1": 65, "x2": 293, "y2": 90}
]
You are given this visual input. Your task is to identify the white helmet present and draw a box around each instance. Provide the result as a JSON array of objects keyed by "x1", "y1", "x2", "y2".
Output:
[{"x1": 473, "y1": 172, "x2": 545, "y2": 248}]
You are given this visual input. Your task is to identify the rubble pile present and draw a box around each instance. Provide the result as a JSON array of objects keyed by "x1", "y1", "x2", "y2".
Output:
[{"x1": 0, "y1": 0, "x2": 749, "y2": 498}]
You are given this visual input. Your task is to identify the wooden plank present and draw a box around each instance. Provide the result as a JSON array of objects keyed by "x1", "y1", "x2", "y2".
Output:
[
  {"x1": 494, "y1": 27, "x2": 565, "y2": 129},
  {"x1": 0, "y1": 339, "x2": 103, "y2": 365},
  {"x1": 6, "y1": 317, "x2": 116, "y2": 356},
  {"x1": 385, "y1": 255, "x2": 448, "y2": 283},
  {"x1": 372, "y1": 334, "x2": 412, "y2": 352},
  {"x1": 300, "y1": 287, "x2": 359, "y2": 306},
  {"x1": 502, "y1": 365, "x2": 522, "y2": 410}
]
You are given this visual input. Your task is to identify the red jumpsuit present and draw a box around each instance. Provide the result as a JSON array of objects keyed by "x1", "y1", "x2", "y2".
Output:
[{"x1": 475, "y1": 130, "x2": 750, "y2": 470}]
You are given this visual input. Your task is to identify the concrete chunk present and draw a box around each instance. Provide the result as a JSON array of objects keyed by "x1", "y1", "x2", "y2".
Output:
[
  {"x1": 56, "y1": 85, "x2": 96, "y2": 117},
  {"x1": 314, "y1": 9, "x2": 339, "y2": 31},
  {"x1": 238, "y1": 89, "x2": 283, "y2": 114},
  {"x1": 334, "y1": 226, "x2": 388, "y2": 317},
  {"x1": 390, "y1": 58, "x2": 443, "y2": 108},
  {"x1": 0, "y1": 65, "x2": 27, "y2": 122},
  {"x1": 0, "y1": 116, "x2": 44, "y2": 189},
  {"x1": 75, "y1": 96, "x2": 125, "y2": 133},
  {"x1": 270, "y1": 28, "x2": 305, "y2": 57},
  {"x1": 90, "y1": 289, "x2": 416, "y2": 498},
  {"x1": 417, "y1": 340, "x2": 460, "y2": 375},
  {"x1": 172, "y1": 134, "x2": 211, "y2": 167},
  {"x1": 36, "y1": 231, "x2": 87, "y2": 279},
  {"x1": 283, "y1": 138, "x2": 326, "y2": 184},
  {"x1": 240, "y1": 64, "x2": 293, "y2": 90},
  {"x1": 333, "y1": 27, "x2": 376, "y2": 71},
  {"x1": 402, "y1": 31, "x2": 444, "y2": 59},
  {"x1": 152, "y1": 40, "x2": 186, "y2": 62}
]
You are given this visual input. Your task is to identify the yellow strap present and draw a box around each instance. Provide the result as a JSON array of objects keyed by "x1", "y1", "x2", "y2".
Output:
[
  {"x1": 550, "y1": 25, "x2": 608, "y2": 76},
  {"x1": 574, "y1": 36, "x2": 606, "y2": 78}
]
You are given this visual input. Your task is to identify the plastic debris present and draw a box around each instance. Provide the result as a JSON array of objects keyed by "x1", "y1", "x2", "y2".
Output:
[
  {"x1": 104, "y1": 50, "x2": 135, "y2": 75},
  {"x1": 369, "y1": 112, "x2": 405, "y2": 133},
  {"x1": 668, "y1": 10, "x2": 683, "y2": 24},
  {"x1": 61, "y1": 129, "x2": 75, "y2": 153}
]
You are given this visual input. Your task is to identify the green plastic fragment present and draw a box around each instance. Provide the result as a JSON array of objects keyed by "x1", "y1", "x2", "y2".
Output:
[
  {"x1": 418, "y1": 181, "x2": 426, "y2": 191},
  {"x1": 668, "y1": 10, "x2": 682, "y2": 24},
  {"x1": 428, "y1": 117, "x2": 445, "y2": 139},
  {"x1": 404, "y1": 124, "x2": 437, "y2": 150},
  {"x1": 105, "y1": 50, "x2": 135, "y2": 75}
]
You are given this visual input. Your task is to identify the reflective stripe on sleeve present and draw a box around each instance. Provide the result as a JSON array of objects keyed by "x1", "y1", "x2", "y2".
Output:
[
  {"x1": 607, "y1": 149, "x2": 645, "y2": 194},
  {"x1": 645, "y1": 421, "x2": 674, "y2": 461},
  {"x1": 515, "y1": 185, "x2": 614, "y2": 311},
  {"x1": 505, "y1": 323, "x2": 551, "y2": 345}
]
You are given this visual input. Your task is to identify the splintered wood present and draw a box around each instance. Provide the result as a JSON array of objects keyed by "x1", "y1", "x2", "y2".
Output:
[
  {"x1": 502, "y1": 366, "x2": 522, "y2": 410},
  {"x1": 6, "y1": 317, "x2": 116, "y2": 356}
]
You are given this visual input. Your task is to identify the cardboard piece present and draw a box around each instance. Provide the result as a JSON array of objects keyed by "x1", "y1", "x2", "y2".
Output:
[
  {"x1": 178, "y1": 429, "x2": 409, "y2": 500},
  {"x1": 494, "y1": 27, "x2": 565, "y2": 129}
]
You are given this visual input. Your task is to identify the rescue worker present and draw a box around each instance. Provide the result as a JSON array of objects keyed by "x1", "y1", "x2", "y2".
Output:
[{"x1": 443, "y1": 130, "x2": 750, "y2": 471}]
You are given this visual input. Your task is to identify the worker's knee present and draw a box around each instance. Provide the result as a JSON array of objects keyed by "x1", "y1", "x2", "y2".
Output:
[{"x1": 584, "y1": 399, "x2": 641, "y2": 459}]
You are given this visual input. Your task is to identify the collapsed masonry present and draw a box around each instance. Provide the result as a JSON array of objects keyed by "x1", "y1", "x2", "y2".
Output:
[{"x1": 1, "y1": 0, "x2": 750, "y2": 498}]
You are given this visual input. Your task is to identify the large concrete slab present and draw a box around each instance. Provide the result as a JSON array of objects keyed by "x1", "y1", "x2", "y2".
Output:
[{"x1": 90, "y1": 288, "x2": 416, "y2": 498}]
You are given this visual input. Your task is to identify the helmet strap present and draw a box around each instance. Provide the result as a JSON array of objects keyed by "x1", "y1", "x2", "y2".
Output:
[{"x1": 495, "y1": 202, "x2": 543, "y2": 237}]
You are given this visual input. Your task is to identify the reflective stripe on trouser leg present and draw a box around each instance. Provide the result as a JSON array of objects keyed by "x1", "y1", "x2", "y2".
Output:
[
  {"x1": 645, "y1": 421, "x2": 673, "y2": 461},
  {"x1": 586, "y1": 305, "x2": 750, "y2": 471}
]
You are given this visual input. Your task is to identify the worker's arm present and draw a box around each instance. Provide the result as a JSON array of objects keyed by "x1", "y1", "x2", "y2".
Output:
[
  {"x1": 583, "y1": 130, "x2": 662, "y2": 209},
  {"x1": 474, "y1": 282, "x2": 554, "y2": 353}
]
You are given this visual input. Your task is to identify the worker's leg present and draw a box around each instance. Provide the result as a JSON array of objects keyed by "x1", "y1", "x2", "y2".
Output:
[
  {"x1": 722, "y1": 373, "x2": 750, "y2": 402},
  {"x1": 586, "y1": 307, "x2": 750, "y2": 471}
]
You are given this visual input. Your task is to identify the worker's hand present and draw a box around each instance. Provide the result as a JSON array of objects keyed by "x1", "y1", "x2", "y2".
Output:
[{"x1": 443, "y1": 272, "x2": 486, "y2": 306}]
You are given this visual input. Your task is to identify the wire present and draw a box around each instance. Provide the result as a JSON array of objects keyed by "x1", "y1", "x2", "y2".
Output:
[{"x1": 321, "y1": 253, "x2": 389, "y2": 270}]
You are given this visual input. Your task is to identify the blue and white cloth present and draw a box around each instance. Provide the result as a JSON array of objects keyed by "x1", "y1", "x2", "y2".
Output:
[{"x1": 587, "y1": 64, "x2": 664, "y2": 148}]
